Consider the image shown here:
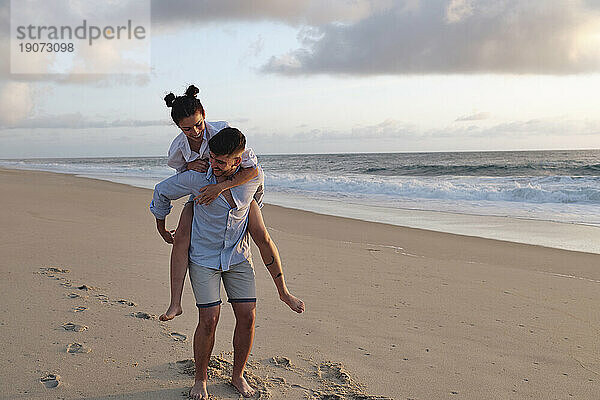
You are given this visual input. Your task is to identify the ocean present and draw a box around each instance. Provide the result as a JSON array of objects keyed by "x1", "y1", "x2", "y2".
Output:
[{"x1": 2, "y1": 150, "x2": 599, "y2": 253}]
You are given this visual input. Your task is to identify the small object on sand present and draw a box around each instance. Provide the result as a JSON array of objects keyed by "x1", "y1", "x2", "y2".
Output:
[
  {"x1": 67, "y1": 293, "x2": 80, "y2": 299},
  {"x1": 72, "y1": 306, "x2": 87, "y2": 312},
  {"x1": 66, "y1": 342, "x2": 91, "y2": 354},
  {"x1": 40, "y1": 374, "x2": 60, "y2": 388},
  {"x1": 62, "y1": 322, "x2": 88, "y2": 332}
]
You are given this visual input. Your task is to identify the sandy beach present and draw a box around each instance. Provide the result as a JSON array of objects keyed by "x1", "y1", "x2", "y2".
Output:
[{"x1": 1, "y1": 167, "x2": 599, "y2": 400}]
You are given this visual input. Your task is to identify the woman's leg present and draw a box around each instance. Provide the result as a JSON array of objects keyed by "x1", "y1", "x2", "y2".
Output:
[
  {"x1": 247, "y1": 200, "x2": 304, "y2": 313},
  {"x1": 160, "y1": 201, "x2": 193, "y2": 321}
]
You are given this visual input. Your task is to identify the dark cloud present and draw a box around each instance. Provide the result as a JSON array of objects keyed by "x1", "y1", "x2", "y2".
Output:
[
  {"x1": 263, "y1": 0, "x2": 600, "y2": 75},
  {"x1": 150, "y1": 0, "x2": 391, "y2": 27}
]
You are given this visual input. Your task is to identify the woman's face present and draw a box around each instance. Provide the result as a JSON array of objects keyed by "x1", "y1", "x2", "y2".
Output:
[{"x1": 178, "y1": 111, "x2": 205, "y2": 140}]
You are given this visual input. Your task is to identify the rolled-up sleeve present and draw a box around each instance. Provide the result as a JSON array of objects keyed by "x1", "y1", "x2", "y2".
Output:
[
  {"x1": 167, "y1": 133, "x2": 190, "y2": 172},
  {"x1": 149, "y1": 171, "x2": 200, "y2": 219}
]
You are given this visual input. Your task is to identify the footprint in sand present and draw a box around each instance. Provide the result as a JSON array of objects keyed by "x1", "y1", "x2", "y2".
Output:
[
  {"x1": 66, "y1": 342, "x2": 91, "y2": 354},
  {"x1": 270, "y1": 356, "x2": 293, "y2": 369},
  {"x1": 269, "y1": 376, "x2": 287, "y2": 385},
  {"x1": 76, "y1": 284, "x2": 95, "y2": 291},
  {"x1": 40, "y1": 267, "x2": 70, "y2": 274},
  {"x1": 317, "y1": 361, "x2": 352, "y2": 384},
  {"x1": 131, "y1": 311, "x2": 157, "y2": 320},
  {"x1": 40, "y1": 374, "x2": 60, "y2": 388},
  {"x1": 177, "y1": 356, "x2": 270, "y2": 398},
  {"x1": 170, "y1": 332, "x2": 187, "y2": 342},
  {"x1": 95, "y1": 294, "x2": 110, "y2": 303},
  {"x1": 62, "y1": 322, "x2": 88, "y2": 332},
  {"x1": 67, "y1": 293, "x2": 81, "y2": 299},
  {"x1": 176, "y1": 359, "x2": 195, "y2": 375},
  {"x1": 72, "y1": 306, "x2": 87, "y2": 312},
  {"x1": 116, "y1": 299, "x2": 137, "y2": 307}
]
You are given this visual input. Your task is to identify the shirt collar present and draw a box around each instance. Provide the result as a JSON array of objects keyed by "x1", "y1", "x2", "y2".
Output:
[
  {"x1": 205, "y1": 165, "x2": 243, "y2": 209},
  {"x1": 198, "y1": 124, "x2": 210, "y2": 158},
  {"x1": 205, "y1": 166, "x2": 215, "y2": 181},
  {"x1": 179, "y1": 132, "x2": 193, "y2": 161}
]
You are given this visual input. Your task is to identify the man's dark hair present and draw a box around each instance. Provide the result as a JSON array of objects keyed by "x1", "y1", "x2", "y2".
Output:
[{"x1": 208, "y1": 127, "x2": 246, "y2": 156}]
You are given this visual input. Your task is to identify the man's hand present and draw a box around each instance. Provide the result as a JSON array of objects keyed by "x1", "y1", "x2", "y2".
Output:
[
  {"x1": 186, "y1": 159, "x2": 209, "y2": 173},
  {"x1": 194, "y1": 182, "x2": 226, "y2": 205},
  {"x1": 156, "y1": 219, "x2": 175, "y2": 244}
]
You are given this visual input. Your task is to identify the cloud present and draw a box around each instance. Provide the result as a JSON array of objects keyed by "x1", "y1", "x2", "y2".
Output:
[
  {"x1": 150, "y1": 0, "x2": 393, "y2": 27},
  {"x1": 263, "y1": 0, "x2": 600, "y2": 75},
  {"x1": 270, "y1": 119, "x2": 417, "y2": 142},
  {"x1": 229, "y1": 117, "x2": 250, "y2": 124},
  {"x1": 0, "y1": 82, "x2": 33, "y2": 126},
  {"x1": 0, "y1": 0, "x2": 151, "y2": 83},
  {"x1": 455, "y1": 112, "x2": 491, "y2": 121},
  {"x1": 253, "y1": 116, "x2": 600, "y2": 143},
  {"x1": 248, "y1": 35, "x2": 265, "y2": 57},
  {"x1": 468, "y1": 118, "x2": 600, "y2": 138},
  {"x1": 427, "y1": 117, "x2": 600, "y2": 140},
  {"x1": 0, "y1": 0, "x2": 152, "y2": 125},
  {"x1": 446, "y1": 0, "x2": 475, "y2": 23},
  {"x1": 0, "y1": 112, "x2": 170, "y2": 129}
]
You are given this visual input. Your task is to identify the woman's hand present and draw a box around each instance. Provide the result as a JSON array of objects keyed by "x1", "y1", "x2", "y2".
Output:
[
  {"x1": 159, "y1": 229, "x2": 175, "y2": 244},
  {"x1": 156, "y1": 219, "x2": 175, "y2": 244},
  {"x1": 186, "y1": 159, "x2": 209, "y2": 173},
  {"x1": 194, "y1": 182, "x2": 226, "y2": 205}
]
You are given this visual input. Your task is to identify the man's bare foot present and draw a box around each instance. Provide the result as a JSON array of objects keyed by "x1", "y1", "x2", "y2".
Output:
[
  {"x1": 189, "y1": 379, "x2": 208, "y2": 400},
  {"x1": 159, "y1": 304, "x2": 183, "y2": 321},
  {"x1": 231, "y1": 375, "x2": 256, "y2": 398},
  {"x1": 280, "y1": 293, "x2": 305, "y2": 313}
]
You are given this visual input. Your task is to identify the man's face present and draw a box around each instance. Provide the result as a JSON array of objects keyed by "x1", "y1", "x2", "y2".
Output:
[{"x1": 209, "y1": 151, "x2": 241, "y2": 177}]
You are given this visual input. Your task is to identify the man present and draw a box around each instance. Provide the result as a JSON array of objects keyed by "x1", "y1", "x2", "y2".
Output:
[{"x1": 150, "y1": 127, "x2": 304, "y2": 399}]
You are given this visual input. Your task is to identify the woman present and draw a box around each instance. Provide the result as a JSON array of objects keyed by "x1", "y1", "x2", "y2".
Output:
[{"x1": 158, "y1": 85, "x2": 304, "y2": 322}]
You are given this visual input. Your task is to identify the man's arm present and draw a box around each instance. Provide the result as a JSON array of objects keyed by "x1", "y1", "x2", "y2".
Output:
[{"x1": 150, "y1": 171, "x2": 202, "y2": 242}]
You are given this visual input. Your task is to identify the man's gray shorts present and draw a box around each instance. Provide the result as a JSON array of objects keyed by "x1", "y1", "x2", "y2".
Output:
[{"x1": 189, "y1": 260, "x2": 256, "y2": 308}]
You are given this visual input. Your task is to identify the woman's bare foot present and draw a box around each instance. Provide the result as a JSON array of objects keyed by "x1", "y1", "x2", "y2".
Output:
[
  {"x1": 231, "y1": 375, "x2": 256, "y2": 398},
  {"x1": 159, "y1": 304, "x2": 183, "y2": 321},
  {"x1": 280, "y1": 293, "x2": 305, "y2": 313},
  {"x1": 189, "y1": 379, "x2": 208, "y2": 400}
]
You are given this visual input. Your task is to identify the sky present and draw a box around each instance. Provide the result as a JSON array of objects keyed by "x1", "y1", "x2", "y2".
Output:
[{"x1": 1, "y1": 0, "x2": 600, "y2": 158}]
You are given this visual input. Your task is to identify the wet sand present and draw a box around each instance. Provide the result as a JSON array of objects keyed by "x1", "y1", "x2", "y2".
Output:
[{"x1": 0, "y1": 167, "x2": 599, "y2": 399}]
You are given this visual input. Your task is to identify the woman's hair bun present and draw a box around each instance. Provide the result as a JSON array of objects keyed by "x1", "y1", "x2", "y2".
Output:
[
  {"x1": 164, "y1": 92, "x2": 176, "y2": 108},
  {"x1": 185, "y1": 85, "x2": 200, "y2": 98}
]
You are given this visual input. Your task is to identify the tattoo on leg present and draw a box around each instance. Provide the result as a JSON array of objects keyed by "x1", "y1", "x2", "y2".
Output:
[{"x1": 265, "y1": 256, "x2": 275, "y2": 267}]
